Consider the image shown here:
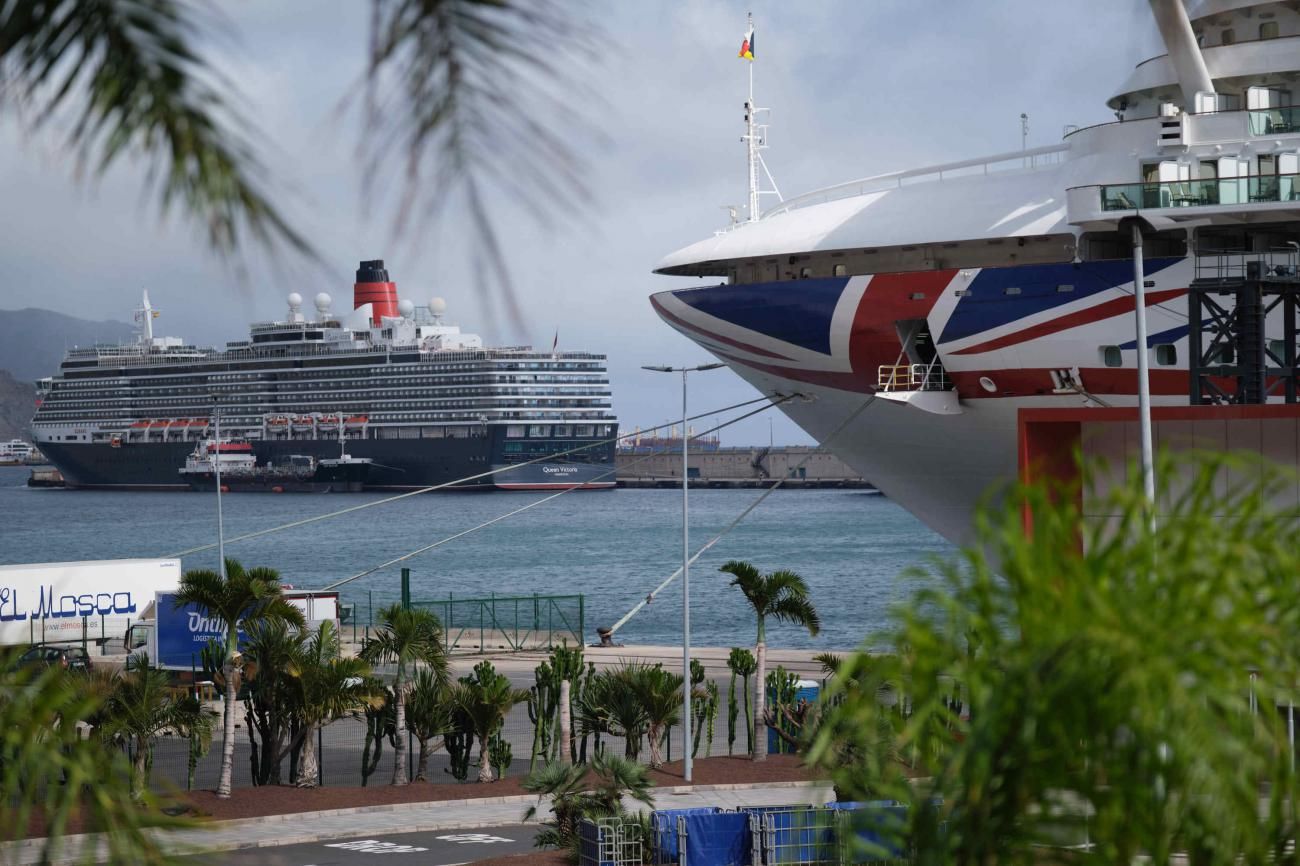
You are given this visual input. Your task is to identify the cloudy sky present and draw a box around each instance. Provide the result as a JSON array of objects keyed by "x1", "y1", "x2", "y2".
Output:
[{"x1": 0, "y1": 1, "x2": 1159, "y2": 444}]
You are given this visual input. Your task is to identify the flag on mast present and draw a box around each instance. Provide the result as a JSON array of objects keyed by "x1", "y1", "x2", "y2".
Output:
[
  {"x1": 550, "y1": 330, "x2": 558, "y2": 358},
  {"x1": 738, "y1": 18, "x2": 755, "y2": 61}
]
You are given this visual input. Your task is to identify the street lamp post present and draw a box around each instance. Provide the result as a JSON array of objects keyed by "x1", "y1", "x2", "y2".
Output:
[
  {"x1": 643, "y1": 362, "x2": 724, "y2": 782},
  {"x1": 210, "y1": 396, "x2": 227, "y2": 579}
]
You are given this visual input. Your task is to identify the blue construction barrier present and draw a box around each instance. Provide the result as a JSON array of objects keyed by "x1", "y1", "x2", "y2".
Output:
[
  {"x1": 651, "y1": 807, "x2": 725, "y2": 864},
  {"x1": 577, "y1": 818, "x2": 606, "y2": 866},
  {"x1": 681, "y1": 811, "x2": 752, "y2": 866},
  {"x1": 826, "y1": 802, "x2": 908, "y2": 862}
]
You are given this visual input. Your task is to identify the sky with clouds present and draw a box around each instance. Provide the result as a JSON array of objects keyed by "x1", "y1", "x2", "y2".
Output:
[{"x1": 0, "y1": 1, "x2": 1161, "y2": 444}]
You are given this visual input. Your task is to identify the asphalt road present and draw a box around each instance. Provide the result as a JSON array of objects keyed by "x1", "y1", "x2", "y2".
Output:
[{"x1": 183, "y1": 824, "x2": 540, "y2": 865}]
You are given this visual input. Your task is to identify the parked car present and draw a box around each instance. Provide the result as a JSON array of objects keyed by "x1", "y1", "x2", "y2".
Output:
[{"x1": 16, "y1": 644, "x2": 93, "y2": 672}]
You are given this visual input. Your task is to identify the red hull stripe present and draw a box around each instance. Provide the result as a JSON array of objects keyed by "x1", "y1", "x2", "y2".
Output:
[
  {"x1": 951, "y1": 288, "x2": 1186, "y2": 355},
  {"x1": 494, "y1": 482, "x2": 617, "y2": 490}
]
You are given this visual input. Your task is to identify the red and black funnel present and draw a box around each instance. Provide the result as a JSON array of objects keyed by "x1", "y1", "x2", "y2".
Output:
[{"x1": 353, "y1": 259, "x2": 398, "y2": 325}]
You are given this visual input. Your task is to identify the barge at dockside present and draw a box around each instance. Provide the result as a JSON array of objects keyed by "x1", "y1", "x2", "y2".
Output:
[{"x1": 31, "y1": 260, "x2": 618, "y2": 491}]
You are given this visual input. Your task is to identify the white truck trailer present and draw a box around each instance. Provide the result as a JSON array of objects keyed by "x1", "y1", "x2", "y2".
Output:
[{"x1": 0, "y1": 558, "x2": 180, "y2": 647}]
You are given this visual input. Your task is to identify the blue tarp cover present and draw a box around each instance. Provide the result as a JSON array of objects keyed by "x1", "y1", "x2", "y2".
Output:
[{"x1": 682, "y1": 811, "x2": 751, "y2": 866}]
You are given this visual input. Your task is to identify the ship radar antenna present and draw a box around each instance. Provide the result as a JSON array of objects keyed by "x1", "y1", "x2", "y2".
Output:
[{"x1": 740, "y1": 12, "x2": 782, "y2": 223}]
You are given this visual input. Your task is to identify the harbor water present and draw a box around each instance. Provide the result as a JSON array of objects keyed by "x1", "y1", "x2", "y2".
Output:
[{"x1": 0, "y1": 466, "x2": 953, "y2": 650}]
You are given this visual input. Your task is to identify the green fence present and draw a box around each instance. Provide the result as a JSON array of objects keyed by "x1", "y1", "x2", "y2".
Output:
[{"x1": 411, "y1": 594, "x2": 585, "y2": 654}]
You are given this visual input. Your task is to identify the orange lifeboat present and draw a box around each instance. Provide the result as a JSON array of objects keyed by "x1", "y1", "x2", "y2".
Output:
[
  {"x1": 344, "y1": 415, "x2": 369, "y2": 427},
  {"x1": 266, "y1": 416, "x2": 290, "y2": 430}
]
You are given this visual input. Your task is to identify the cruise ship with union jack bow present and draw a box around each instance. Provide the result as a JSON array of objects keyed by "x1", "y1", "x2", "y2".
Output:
[
  {"x1": 32, "y1": 260, "x2": 617, "y2": 491},
  {"x1": 654, "y1": 1, "x2": 1300, "y2": 543}
]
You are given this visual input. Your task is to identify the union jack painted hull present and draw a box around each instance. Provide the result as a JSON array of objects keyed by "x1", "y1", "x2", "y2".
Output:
[{"x1": 651, "y1": 256, "x2": 1203, "y2": 543}]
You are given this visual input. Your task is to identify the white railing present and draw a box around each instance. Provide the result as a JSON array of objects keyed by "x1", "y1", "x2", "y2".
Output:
[
  {"x1": 763, "y1": 143, "x2": 1070, "y2": 219},
  {"x1": 877, "y1": 361, "x2": 953, "y2": 393}
]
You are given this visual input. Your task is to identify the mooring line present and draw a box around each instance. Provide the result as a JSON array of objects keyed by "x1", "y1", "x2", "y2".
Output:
[
  {"x1": 165, "y1": 395, "x2": 776, "y2": 558},
  {"x1": 320, "y1": 397, "x2": 794, "y2": 590},
  {"x1": 606, "y1": 395, "x2": 876, "y2": 636}
]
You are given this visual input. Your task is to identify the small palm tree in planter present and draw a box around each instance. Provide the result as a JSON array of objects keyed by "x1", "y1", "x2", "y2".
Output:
[
  {"x1": 360, "y1": 604, "x2": 448, "y2": 786},
  {"x1": 454, "y1": 660, "x2": 528, "y2": 782},
  {"x1": 98, "y1": 657, "x2": 214, "y2": 798},
  {"x1": 174, "y1": 559, "x2": 305, "y2": 798},
  {"x1": 288, "y1": 620, "x2": 382, "y2": 788},
  {"x1": 523, "y1": 752, "x2": 655, "y2": 861},
  {"x1": 577, "y1": 668, "x2": 649, "y2": 761},
  {"x1": 406, "y1": 668, "x2": 453, "y2": 781},
  {"x1": 623, "y1": 663, "x2": 682, "y2": 769},
  {"x1": 719, "y1": 560, "x2": 821, "y2": 762}
]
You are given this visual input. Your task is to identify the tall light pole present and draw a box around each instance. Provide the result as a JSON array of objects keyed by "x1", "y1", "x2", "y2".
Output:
[
  {"x1": 643, "y1": 362, "x2": 724, "y2": 782},
  {"x1": 210, "y1": 395, "x2": 227, "y2": 579}
]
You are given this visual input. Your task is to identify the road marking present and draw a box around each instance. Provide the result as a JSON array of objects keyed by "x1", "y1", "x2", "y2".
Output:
[
  {"x1": 434, "y1": 833, "x2": 514, "y2": 844},
  {"x1": 323, "y1": 839, "x2": 430, "y2": 853}
]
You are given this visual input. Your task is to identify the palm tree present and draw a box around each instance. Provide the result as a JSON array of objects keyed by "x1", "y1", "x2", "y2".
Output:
[
  {"x1": 576, "y1": 669, "x2": 650, "y2": 761},
  {"x1": 621, "y1": 664, "x2": 682, "y2": 769},
  {"x1": 0, "y1": 2, "x2": 598, "y2": 320},
  {"x1": 523, "y1": 752, "x2": 655, "y2": 860},
  {"x1": 406, "y1": 668, "x2": 453, "y2": 781},
  {"x1": 173, "y1": 558, "x2": 305, "y2": 798},
  {"x1": 97, "y1": 656, "x2": 214, "y2": 798},
  {"x1": 359, "y1": 604, "x2": 449, "y2": 786},
  {"x1": 454, "y1": 661, "x2": 528, "y2": 783},
  {"x1": 719, "y1": 561, "x2": 821, "y2": 762},
  {"x1": 288, "y1": 621, "x2": 382, "y2": 788},
  {"x1": 240, "y1": 620, "x2": 307, "y2": 786},
  {"x1": 0, "y1": 660, "x2": 186, "y2": 864}
]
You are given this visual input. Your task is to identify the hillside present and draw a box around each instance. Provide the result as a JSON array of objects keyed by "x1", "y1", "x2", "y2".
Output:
[
  {"x1": 0, "y1": 370, "x2": 36, "y2": 441},
  {"x1": 0, "y1": 308, "x2": 134, "y2": 383}
]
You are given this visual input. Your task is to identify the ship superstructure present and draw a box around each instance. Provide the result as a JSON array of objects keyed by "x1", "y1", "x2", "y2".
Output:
[
  {"x1": 653, "y1": 1, "x2": 1300, "y2": 542},
  {"x1": 33, "y1": 260, "x2": 617, "y2": 490}
]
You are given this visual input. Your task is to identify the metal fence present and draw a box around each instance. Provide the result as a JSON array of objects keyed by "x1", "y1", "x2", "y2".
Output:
[
  {"x1": 138, "y1": 689, "x2": 752, "y2": 795},
  {"x1": 587, "y1": 805, "x2": 912, "y2": 866},
  {"x1": 340, "y1": 592, "x2": 585, "y2": 654}
]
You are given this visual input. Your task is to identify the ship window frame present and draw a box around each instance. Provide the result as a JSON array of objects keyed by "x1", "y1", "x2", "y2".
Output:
[
  {"x1": 1260, "y1": 20, "x2": 1279, "y2": 40},
  {"x1": 1155, "y1": 344, "x2": 1177, "y2": 366},
  {"x1": 832, "y1": 264, "x2": 847, "y2": 277},
  {"x1": 1221, "y1": 27, "x2": 1235, "y2": 45},
  {"x1": 1101, "y1": 345, "x2": 1123, "y2": 367}
]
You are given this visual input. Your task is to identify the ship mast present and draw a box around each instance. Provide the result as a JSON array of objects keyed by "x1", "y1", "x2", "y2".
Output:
[{"x1": 741, "y1": 13, "x2": 782, "y2": 223}]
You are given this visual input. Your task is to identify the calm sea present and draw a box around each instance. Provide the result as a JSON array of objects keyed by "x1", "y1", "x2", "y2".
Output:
[{"x1": 0, "y1": 466, "x2": 954, "y2": 650}]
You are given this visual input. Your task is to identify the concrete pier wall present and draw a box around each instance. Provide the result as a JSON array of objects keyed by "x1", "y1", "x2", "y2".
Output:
[{"x1": 616, "y1": 445, "x2": 874, "y2": 489}]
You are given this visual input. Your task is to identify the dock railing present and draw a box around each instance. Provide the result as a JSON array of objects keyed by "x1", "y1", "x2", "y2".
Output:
[{"x1": 409, "y1": 593, "x2": 585, "y2": 653}]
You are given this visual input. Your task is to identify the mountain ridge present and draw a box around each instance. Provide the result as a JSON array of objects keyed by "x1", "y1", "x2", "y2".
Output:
[{"x1": 0, "y1": 307, "x2": 135, "y2": 384}]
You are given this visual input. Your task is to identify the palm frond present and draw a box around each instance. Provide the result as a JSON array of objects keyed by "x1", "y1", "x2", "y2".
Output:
[
  {"x1": 768, "y1": 594, "x2": 822, "y2": 637},
  {"x1": 360, "y1": 0, "x2": 602, "y2": 330},
  {"x1": 0, "y1": 0, "x2": 315, "y2": 264}
]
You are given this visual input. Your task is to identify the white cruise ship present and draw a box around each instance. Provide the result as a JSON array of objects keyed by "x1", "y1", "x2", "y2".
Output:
[{"x1": 654, "y1": 1, "x2": 1300, "y2": 542}]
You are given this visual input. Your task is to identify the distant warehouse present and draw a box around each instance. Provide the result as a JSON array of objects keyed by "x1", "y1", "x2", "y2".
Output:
[{"x1": 615, "y1": 444, "x2": 874, "y2": 490}]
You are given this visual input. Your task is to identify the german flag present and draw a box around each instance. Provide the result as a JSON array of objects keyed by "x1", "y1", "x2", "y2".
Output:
[{"x1": 738, "y1": 24, "x2": 754, "y2": 61}]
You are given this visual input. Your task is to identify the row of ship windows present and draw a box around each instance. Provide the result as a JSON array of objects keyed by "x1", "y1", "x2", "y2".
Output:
[
  {"x1": 44, "y1": 397, "x2": 611, "y2": 411},
  {"x1": 57, "y1": 371, "x2": 609, "y2": 390},
  {"x1": 201, "y1": 361, "x2": 607, "y2": 381},
  {"x1": 505, "y1": 425, "x2": 610, "y2": 438},
  {"x1": 52, "y1": 380, "x2": 610, "y2": 396}
]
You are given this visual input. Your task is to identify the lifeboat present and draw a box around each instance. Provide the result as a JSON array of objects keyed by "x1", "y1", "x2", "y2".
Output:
[
  {"x1": 266, "y1": 416, "x2": 290, "y2": 430},
  {"x1": 344, "y1": 415, "x2": 369, "y2": 427},
  {"x1": 206, "y1": 440, "x2": 254, "y2": 453},
  {"x1": 319, "y1": 414, "x2": 341, "y2": 426},
  {"x1": 130, "y1": 420, "x2": 151, "y2": 429},
  {"x1": 189, "y1": 418, "x2": 210, "y2": 428},
  {"x1": 292, "y1": 416, "x2": 315, "y2": 431}
]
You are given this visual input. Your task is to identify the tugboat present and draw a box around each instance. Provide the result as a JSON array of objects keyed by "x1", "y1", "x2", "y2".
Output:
[{"x1": 179, "y1": 439, "x2": 372, "y2": 493}]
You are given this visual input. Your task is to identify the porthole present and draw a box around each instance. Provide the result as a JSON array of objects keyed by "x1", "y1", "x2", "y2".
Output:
[
  {"x1": 1101, "y1": 345, "x2": 1123, "y2": 367},
  {"x1": 1154, "y1": 344, "x2": 1177, "y2": 366}
]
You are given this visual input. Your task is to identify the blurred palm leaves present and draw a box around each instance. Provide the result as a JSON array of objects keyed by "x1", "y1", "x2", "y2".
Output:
[
  {"x1": 808, "y1": 452, "x2": 1300, "y2": 864},
  {"x1": 0, "y1": 0, "x2": 598, "y2": 321}
]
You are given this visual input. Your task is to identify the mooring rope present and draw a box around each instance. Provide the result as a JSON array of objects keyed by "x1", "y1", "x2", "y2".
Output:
[
  {"x1": 606, "y1": 395, "x2": 876, "y2": 636},
  {"x1": 165, "y1": 394, "x2": 776, "y2": 558},
  {"x1": 320, "y1": 396, "x2": 794, "y2": 591}
]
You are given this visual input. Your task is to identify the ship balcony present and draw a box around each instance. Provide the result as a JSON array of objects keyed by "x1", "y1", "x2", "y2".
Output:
[{"x1": 1068, "y1": 172, "x2": 1300, "y2": 230}]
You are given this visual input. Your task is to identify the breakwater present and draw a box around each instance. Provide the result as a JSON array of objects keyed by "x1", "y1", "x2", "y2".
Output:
[{"x1": 616, "y1": 445, "x2": 874, "y2": 489}]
